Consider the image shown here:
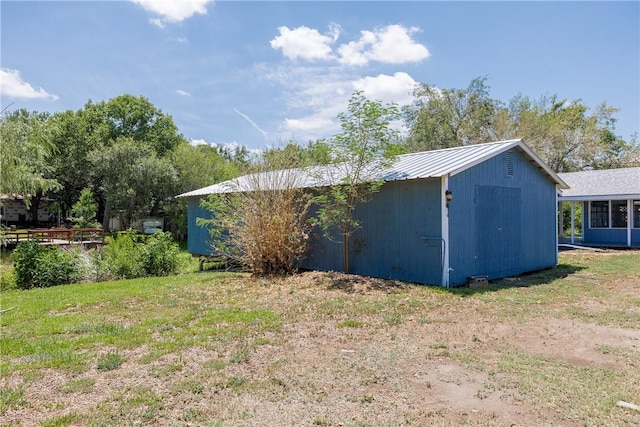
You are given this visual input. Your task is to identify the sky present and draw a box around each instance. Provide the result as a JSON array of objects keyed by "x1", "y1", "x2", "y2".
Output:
[{"x1": 1, "y1": 1, "x2": 639, "y2": 153}]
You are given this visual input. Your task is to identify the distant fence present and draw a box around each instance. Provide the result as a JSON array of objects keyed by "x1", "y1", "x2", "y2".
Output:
[{"x1": 3, "y1": 228, "x2": 105, "y2": 246}]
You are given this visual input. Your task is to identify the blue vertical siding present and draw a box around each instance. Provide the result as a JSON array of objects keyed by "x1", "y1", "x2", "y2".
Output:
[
  {"x1": 302, "y1": 178, "x2": 444, "y2": 285},
  {"x1": 186, "y1": 197, "x2": 215, "y2": 256},
  {"x1": 448, "y1": 149, "x2": 558, "y2": 285},
  {"x1": 584, "y1": 227, "x2": 628, "y2": 245},
  {"x1": 582, "y1": 201, "x2": 640, "y2": 247},
  {"x1": 185, "y1": 148, "x2": 561, "y2": 285}
]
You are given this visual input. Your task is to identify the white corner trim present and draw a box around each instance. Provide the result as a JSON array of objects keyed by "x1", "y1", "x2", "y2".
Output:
[{"x1": 442, "y1": 175, "x2": 450, "y2": 287}]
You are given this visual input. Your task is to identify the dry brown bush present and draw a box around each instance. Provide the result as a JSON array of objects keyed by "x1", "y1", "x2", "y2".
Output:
[{"x1": 200, "y1": 167, "x2": 313, "y2": 276}]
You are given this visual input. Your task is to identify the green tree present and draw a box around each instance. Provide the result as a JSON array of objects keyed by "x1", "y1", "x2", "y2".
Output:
[
  {"x1": 47, "y1": 109, "x2": 95, "y2": 218},
  {"x1": 0, "y1": 109, "x2": 60, "y2": 224},
  {"x1": 404, "y1": 76, "x2": 497, "y2": 151},
  {"x1": 89, "y1": 137, "x2": 179, "y2": 229},
  {"x1": 44, "y1": 95, "x2": 187, "y2": 228},
  {"x1": 168, "y1": 142, "x2": 239, "y2": 238},
  {"x1": 71, "y1": 188, "x2": 100, "y2": 228},
  {"x1": 314, "y1": 91, "x2": 402, "y2": 273},
  {"x1": 171, "y1": 142, "x2": 238, "y2": 193},
  {"x1": 83, "y1": 94, "x2": 185, "y2": 156},
  {"x1": 262, "y1": 140, "x2": 332, "y2": 169},
  {"x1": 493, "y1": 95, "x2": 640, "y2": 172}
]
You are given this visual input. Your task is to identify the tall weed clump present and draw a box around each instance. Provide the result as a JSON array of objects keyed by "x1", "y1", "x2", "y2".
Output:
[
  {"x1": 102, "y1": 231, "x2": 181, "y2": 279},
  {"x1": 199, "y1": 167, "x2": 313, "y2": 276},
  {"x1": 102, "y1": 231, "x2": 144, "y2": 279},
  {"x1": 139, "y1": 231, "x2": 180, "y2": 276},
  {"x1": 12, "y1": 241, "x2": 80, "y2": 289}
]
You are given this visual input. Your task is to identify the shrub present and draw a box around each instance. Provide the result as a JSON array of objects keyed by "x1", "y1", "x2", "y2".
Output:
[
  {"x1": 12, "y1": 242, "x2": 80, "y2": 289},
  {"x1": 199, "y1": 167, "x2": 313, "y2": 276},
  {"x1": 12, "y1": 241, "x2": 46, "y2": 289},
  {"x1": 102, "y1": 230, "x2": 181, "y2": 279},
  {"x1": 36, "y1": 249, "x2": 81, "y2": 288},
  {"x1": 140, "y1": 231, "x2": 180, "y2": 276},
  {"x1": 82, "y1": 248, "x2": 112, "y2": 283},
  {"x1": 102, "y1": 231, "x2": 144, "y2": 279}
]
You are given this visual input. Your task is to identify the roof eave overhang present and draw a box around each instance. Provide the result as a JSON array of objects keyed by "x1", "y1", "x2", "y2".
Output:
[{"x1": 558, "y1": 194, "x2": 640, "y2": 201}]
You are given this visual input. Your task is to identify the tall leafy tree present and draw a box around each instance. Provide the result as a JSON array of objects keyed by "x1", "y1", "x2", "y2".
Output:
[
  {"x1": 0, "y1": 109, "x2": 60, "y2": 224},
  {"x1": 84, "y1": 94, "x2": 184, "y2": 156},
  {"x1": 89, "y1": 137, "x2": 179, "y2": 229},
  {"x1": 48, "y1": 109, "x2": 95, "y2": 217},
  {"x1": 493, "y1": 95, "x2": 640, "y2": 172},
  {"x1": 45, "y1": 95, "x2": 188, "y2": 227},
  {"x1": 404, "y1": 76, "x2": 497, "y2": 151},
  {"x1": 314, "y1": 91, "x2": 402, "y2": 274},
  {"x1": 263, "y1": 140, "x2": 332, "y2": 169},
  {"x1": 168, "y1": 142, "x2": 240, "y2": 238}
]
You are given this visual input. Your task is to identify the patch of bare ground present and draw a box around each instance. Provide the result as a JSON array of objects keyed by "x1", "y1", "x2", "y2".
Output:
[{"x1": 2, "y1": 265, "x2": 639, "y2": 426}]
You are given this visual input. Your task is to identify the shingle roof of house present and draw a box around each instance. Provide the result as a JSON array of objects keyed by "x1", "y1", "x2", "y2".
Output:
[
  {"x1": 177, "y1": 139, "x2": 567, "y2": 198},
  {"x1": 558, "y1": 167, "x2": 640, "y2": 200}
]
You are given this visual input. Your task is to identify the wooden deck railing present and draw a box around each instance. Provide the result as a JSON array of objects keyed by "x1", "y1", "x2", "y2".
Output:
[{"x1": 3, "y1": 228, "x2": 105, "y2": 246}]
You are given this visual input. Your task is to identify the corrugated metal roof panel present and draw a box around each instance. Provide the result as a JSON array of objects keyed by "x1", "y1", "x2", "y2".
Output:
[
  {"x1": 177, "y1": 139, "x2": 567, "y2": 198},
  {"x1": 558, "y1": 167, "x2": 640, "y2": 199},
  {"x1": 382, "y1": 140, "x2": 520, "y2": 179}
]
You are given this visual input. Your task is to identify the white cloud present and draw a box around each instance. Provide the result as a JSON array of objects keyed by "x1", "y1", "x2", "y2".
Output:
[
  {"x1": 131, "y1": 0, "x2": 211, "y2": 25},
  {"x1": 270, "y1": 25, "x2": 338, "y2": 61},
  {"x1": 272, "y1": 23, "x2": 430, "y2": 67},
  {"x1": 262, "y1": 64, "x2": 419, "y2": 142},
  {"x1": 0, "y1": 68, "x2": 58, "y2": 100},
  {"x1": 338, "y1": 25, "x2": 430, "y2": 66},
  {"x1": 176, "y1": 89, "x2": 192, "y2": 97},
  {"x1": 264, "y1": 23, "x2": 429, "y2": 142},
  {"x1": 352, "y1": 72, "x2": 418, "y2": 106},
  {"x1": 149, "y1": 18, "x2": 165, "y2": 28},
  {"x1": 189, "y1": 138, "x2": 211, "y2": 146},
  {"x1": 283, "y1": 116, "x2": 337, "y2": 139},
  {"x1": 260, "y1": 64, "x2": 351, "y2": 140}
]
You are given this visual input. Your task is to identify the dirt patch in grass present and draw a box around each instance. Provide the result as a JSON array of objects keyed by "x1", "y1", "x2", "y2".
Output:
[{"x1": 1, "y1": 252, "x2": 640, "y2": 426}]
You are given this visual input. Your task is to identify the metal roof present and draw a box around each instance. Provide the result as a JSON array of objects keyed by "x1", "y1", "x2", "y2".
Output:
[
  {"x1": 558, "y1": 167, "x2": 640, "y2": 201},
  {"x1": 177, "y1": 139, "x2": 568, "y2": 198}
]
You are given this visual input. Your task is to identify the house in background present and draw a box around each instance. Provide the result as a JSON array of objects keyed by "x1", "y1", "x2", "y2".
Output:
[
  {"x1": 178, "y1": 139, "x2": 568, "y2": 287},
  {"x1": 558, "y1": 167, "x2": 640, "y2": 248},
  {"x1": 0, "y1": 194, "x2": 52, "y2": 227}
]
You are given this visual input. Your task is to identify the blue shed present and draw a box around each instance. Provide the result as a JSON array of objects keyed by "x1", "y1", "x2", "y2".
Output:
[
  {"x1": 178, "y1": 139, "x2": 568, "y2": 287},
  {"x1": 558, "y1": 167, "x2": 640, "y2": 248}
]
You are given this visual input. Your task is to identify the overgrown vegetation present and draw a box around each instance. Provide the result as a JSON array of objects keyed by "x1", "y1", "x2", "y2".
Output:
[
  {"x1": 97, "y1": 231, "x2": 184, "y2": 280},
  {"x1": 199, "y1": 164, "x2": 314, "y2": 275},
  {"x1": 12, "y1": 241, "x2": 80, "y2": 289},
  {"x1": 2, "y1": 83, "x2": 637, "y2": 252},
  {"x1": 0, "y1": 250, "x2": 638, "y2": 426},
  {"x1": 3, "y1": 231, "x2": 185, "y2": 290}
]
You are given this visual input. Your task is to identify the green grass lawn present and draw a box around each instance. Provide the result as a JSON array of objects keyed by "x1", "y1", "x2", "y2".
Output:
[{"x1": 1, "y1": 250, "x2": 639, "y2": 426}]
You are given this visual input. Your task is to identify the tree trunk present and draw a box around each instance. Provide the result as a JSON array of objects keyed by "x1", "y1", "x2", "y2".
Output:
[
  {"x1": 342, "y1": 219, "x2": 351, "y2": 274},
  {"x1": 342, "y1": 235, "x2": 350, "y2": 274},
  {"x1": 29, "y1": 190, "x2": 43, "y2": 227},
  {"x1": 102, "y1": 201, "x2": 111, "y2": 231}
]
